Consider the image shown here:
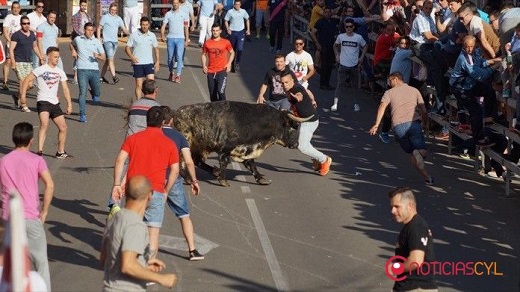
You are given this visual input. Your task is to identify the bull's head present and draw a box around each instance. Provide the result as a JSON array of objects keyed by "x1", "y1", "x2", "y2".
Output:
[{"x1": 277, "y1": 113, "x2": 300, "y2": 149}]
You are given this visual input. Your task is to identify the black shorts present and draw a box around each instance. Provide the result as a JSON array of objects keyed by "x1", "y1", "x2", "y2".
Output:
[
  {"x1": 133, "y1": 64, "x2": 154, "y2": 78},
  {"x1": 37, "y1": 101, "x2": 64, "y2": 119}
]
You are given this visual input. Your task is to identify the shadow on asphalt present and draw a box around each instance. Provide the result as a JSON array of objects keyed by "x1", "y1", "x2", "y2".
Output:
[{"x1": 201, "y1": 268, "x2": 277, "y2": 292}]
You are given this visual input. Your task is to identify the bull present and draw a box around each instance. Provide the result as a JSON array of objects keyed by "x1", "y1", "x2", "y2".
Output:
[{"x1": 174, "y1": 101, "x2": 300, "y2": 186}]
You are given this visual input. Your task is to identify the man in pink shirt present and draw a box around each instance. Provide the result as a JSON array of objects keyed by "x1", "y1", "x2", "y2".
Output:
[{"x1": 0, "y1": 122, "x2": 54, "y2": 291}]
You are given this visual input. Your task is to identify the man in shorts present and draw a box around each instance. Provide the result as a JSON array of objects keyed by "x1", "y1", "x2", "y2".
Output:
[
  {"x1": 125, "y1": 17, "x2": 160, "y2": 99},
  {"x1": 2, "y1": 1, "x2": 22, "y2": 91},
  {"x1": 160, "y1": 106, "x2": 205, "y2": 261},
  {"x1": 10, "y1": 15, "x2": 44, "y2": 112},
  {"x1": 369, "y1": 71, "x2": 434, "y2": 185},
  {"x1": 19, "y1": 46, "x2": 73, "y2": 159},
  {"x1": 112, "y1": 107, "x2": 179, "y2": 259},
  {"x1": 97, "y1": 2, "x2": 128, "y2": 84}
]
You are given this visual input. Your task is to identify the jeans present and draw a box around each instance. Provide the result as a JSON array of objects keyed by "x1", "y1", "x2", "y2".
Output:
[
  {"x1": 77, "y1": 69, "x2": 101, "y2": 117},
  {"x1": 207, "y1": 70, "x2": 227, "y2": 102},
  {"x1": 265, "y1": 98, "x2": 291, "y2": 111},
  {"x1": 166, "y1": 178, "x2": 190, "y2": 218},
  {"x1": 167, "y1": 37, "x2": 185, "y2": 75},
  {"x1": 25, "y1": 219, "x2": 51, "y2": 291},
  {"x1": 298, "y1": 119, "x2": 327, "y2": 163},
  {"x1": 143, "y1": 191, "x2": 166, "y2": 228},
  {"x1": 334, "y1": 64, "x2": 360, "y2": 103},
  {"x1": 229, "y1": 30, "x2": 245, "y2": 66},
  {"x1": 394, "y1": 120, "x2": 426, "y2": 154}
]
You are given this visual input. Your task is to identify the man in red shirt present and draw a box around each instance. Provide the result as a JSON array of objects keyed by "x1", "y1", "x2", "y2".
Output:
[
  {"x1": 112, "y1": 106, "x2": 179, "y2": 258},
  {"x1": 201, "y1": 23, "x2": 235, "y2": 102},
  {"x1": 373, "y1": 22, "x2": 399, "y2": 80}
]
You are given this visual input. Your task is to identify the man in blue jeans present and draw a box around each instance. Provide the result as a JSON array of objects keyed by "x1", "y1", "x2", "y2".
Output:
[
  {"x1": 224, "y1": 0, "x2": 250, "y2": 73},
  {"x1": 161, "y1": 0, "x2": 189, "y2": 83},
  {"x1": 369, "y1": 71, "x2": 434, "y2": 185},
  {"x1": 70, "y1": 22, "x2": 105, "y2": 123},
  {"x1": 160, "y1": 106, "x2": 205, "y2": 261}
]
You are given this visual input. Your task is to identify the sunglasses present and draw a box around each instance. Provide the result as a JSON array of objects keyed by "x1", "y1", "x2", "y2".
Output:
[
  {"x1": 459, "y1": 13, "x2": 469, "y2": 20},
  {"x1": 21, "y1": 22, "x2": 30, "y2": 25},
  {"x1": 345, "y1": 25, "x2": 354, "y2": 28},
  {"x1": 37, "y1": 5, "x2": 44, "y2": 8},
  {"x1": 295, "y1": 42, "x2": 304, "y2": 46}
]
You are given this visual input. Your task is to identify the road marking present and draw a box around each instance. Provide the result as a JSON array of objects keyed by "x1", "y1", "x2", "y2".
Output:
[
  {"x1": 246, "y1": 199, "x2": 289, "y2": 291},
  {"x1": 184, "y1": 55, "x2": 210, "y2": 102},
  {"x1": 241, "y1": 186, "x2": 251, "y2": 193},
  {"x1": 159, "y1": 234, "x2": 219, "y2": 255}
]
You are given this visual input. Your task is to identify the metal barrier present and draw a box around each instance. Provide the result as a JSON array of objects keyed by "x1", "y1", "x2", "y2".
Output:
[
  {"x1": 0, "y1": 5, "x2": 36, "y2": 25},
  {"x1": 289, "y1": 14, "x2": 311, "y2": 47}
]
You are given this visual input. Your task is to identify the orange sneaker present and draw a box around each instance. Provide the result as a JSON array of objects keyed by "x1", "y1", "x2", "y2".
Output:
[{"x1": 319, "y1": 157, "x2": 332, "y2": 176}]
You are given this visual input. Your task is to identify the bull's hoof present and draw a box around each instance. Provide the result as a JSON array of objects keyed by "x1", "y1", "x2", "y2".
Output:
[
  {"x1": 256, "y1": 177, "x2": 272, "y2": 185},
  {"x1": 218, "y1": 179, "x2": 230, "y2": 187}
]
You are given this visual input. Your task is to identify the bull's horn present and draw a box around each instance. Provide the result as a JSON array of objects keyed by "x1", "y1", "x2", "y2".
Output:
[{"x1": 287, "y1": 113, "x2": 314, "y2": 123}]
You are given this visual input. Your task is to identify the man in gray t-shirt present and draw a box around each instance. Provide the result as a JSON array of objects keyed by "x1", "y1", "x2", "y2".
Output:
[{"x1": 101, "y1": 176, "x2": 176, "y2": 291}]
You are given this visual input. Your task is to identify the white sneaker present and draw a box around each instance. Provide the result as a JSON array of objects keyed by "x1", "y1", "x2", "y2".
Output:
[
  {"x1": 353, "y1": 104, "x2": 360, "y2": 112},
  {"x1": 331, "y1": 103, "x2": 338, "y2": 112}
]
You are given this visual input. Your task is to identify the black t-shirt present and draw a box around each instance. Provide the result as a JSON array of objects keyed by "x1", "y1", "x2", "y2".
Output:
[
  {"x1": 314, "y1": 18, "x2": 339, "y2": 47},
  {"x1": 394, "y1": 214, "x2": 437, "y2": 291},
  {"x1": 12, "y1": 30, "x2": 36, "y2": 62},
  {"x1": 288, "y1": 84, "x2": 318, "y2": 122},
  {"x1": 262, "y1": 67, "x2": 297, "y2": 101}
]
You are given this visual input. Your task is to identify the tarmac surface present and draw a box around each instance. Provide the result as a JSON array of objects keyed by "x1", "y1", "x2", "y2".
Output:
[{"x1": 0, "y1": 33, "x2": 519, "y2": 291}]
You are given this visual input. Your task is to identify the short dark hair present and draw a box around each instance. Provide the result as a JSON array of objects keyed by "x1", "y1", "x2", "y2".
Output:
[
  {"x1": 11, "y1": 1, "x2": 19, "y2": 7},
  {"x1": 397, "y1": 35, "x2": 410, "y2": 44},
  {"x1": 142, "y1": 79, "x2": 157, "y2": 95},
  {"x1": 161, "y1": 106, "x2": 175, "y2": 123},
  {"x1": 84, "y1": 22, "x2": 94, "y2": 30},
  {"x1": 387, "y1": 187, "x2": 415, "y2": 204},
  {"x1": 147, "y1": 106, "x2": 165, "y2": 127},
  {"x1": 12, "y1": 122, "x2": 34, "y2": 147},
  {"x1": 46, "y1": 46, "x2": 59, "y2": 55},
  {"x1": 274, "y1": 53, "x2": 285, "y2": 60},
  {"x1": 47, "y1": 10, "x2": 58, "y2": 17},
  {"x1": 280, "y1": 70, "x2": 294, "y2": 80},
  {"x1": 212, "y1": 23, "x2": 220, "y2": 29},
  {"x1": 293, "y1": 36, "x2": 305, "y2": 44},
  {"x1": 20, "y1": 15, "x2": 29, "y2": 24},
  {"x1": 140, "y1": 16, "x2": 150, "y2": 24},
  {"x1": 80, "y1": 0, "x2": 87, "y2": 4}
]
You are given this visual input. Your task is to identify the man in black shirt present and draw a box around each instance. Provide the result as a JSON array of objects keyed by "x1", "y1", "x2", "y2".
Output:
[
  {"x1": 257, "y1": 53, "x2": 296, "y2": 110},
  {"x1": 388, "y1": 187, "x2": 437, "y2": 292},
  {"x1": 280, "y1": 71, "x2": 332, "y2": 176}
]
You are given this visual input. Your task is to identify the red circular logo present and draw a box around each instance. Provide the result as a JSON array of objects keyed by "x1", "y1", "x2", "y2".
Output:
[{"x1": 385, "y1": 255, "x2": 407, "y2": 282}]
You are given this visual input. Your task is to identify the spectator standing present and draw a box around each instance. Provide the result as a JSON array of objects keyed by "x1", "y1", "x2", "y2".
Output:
[
  {"x1": 267, "y1": 0, "x2": 288, "y2": 53},
  {"x1": 70, "y1": 22, "x2": 106, "y2": 123},
  {"x1": 101, "y1": 175, "x2": 177, "y2": 291},
  {"x1": 160, "y1": 106, "x2": 205, "y2": 261},
  {"x1": 161, "y1": 0, "x2": 189, "y2": 83},
  {"x1": 224, "y1": 0, "x2": 250, "y2": 73},
  {"x1": 373, "y1": 22, "x2": 399, "y2": 81},
  {"x1": 201, "y1": 24, "x2": 235, "y2": 102},
  {"x1": 112, "y1": 107, "x2": 180, "y2": 260},
  {"x1": 198, "y1": 0, "x2": 221, "y2": 47},
  {"x1": 27, "y1": 0, "x2": 46, "y2": 69},
  {"x1": 369, "y1": 72, "x2": 434, "y2": 185},
  {"x1": 310, "y1": 7, "x2": 338, "y2": 90},
  {"x1": 2, "y1": 1, "x2": 22, "y2": 91},
  {"x1": 125, "y1": 17, "x2": 160, "y2": 100},
  {"x1": 434, "y1": 0, "x2": 453, "y2": 35},
  {"x1": 498, "y1": 4, "x2": 520, "y2": 54},
  {"x1": 387, "y1": 187, "x2": 437, "y2": 291},
  {"x1": 280, "y1": 72, "x2": 332, "y2": 176},
  {"x1": 285, "y1": 36, "x2": 315, "y2": 89},
  {"x1": 97, "y1": 2, "x2": 128, "y2": 85},
  {"x1": 331, "y1": 18, "x2": 367, "y2": 112},
  {"x1": 309, "y1": 0, "x2": 325, "y2": 29},
  {"x1": 20, "y1": 47, "x2": 73, "y2": 158},
  {"x1": 37, "y1": 11, "x2": 62, "y2": 69},
  {"x1": 0, "y1": 122, "x2": 54, "y2": 291},
  {"x1": 457, "y1": 3, "x2": 499, "y2": 60},
  {"x1": 10, "y1": 15, "x2": 44, "y2": 112},
  {"x1": 254, "y1": 0, "x2": 269, "y2": 39},
  {"x1": 124, "y1": 0, "x2": 141, "y2": 34},
  {"x1": 256, "y1": 53, "x2": 296, "y2": 110},
  {"x1": 71, "y1": 0, "x2": 92, "y2": 85}
]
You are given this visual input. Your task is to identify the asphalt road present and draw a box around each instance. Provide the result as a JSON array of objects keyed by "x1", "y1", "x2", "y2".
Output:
[{"x1": 0, "y1": 34, "x2": 519, "y2": 292}]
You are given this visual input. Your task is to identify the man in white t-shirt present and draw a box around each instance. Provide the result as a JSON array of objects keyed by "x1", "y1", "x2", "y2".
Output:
[
  {"x1": 331, "y1": 18, "x2": 367, "y2": 112},
  {"x1": 285, "y1": 36, "x2": 315, "y2": 89},
  {"x1": 457, "y1": 3, "x2": 497, "y2": 59},
  {"x1": 27, "y1": 0, "x2": 46, "y2": 68},
  {"x1": 2, "y1": 1, "x2": 22, "y2": 91},
  {"x1": 19, "y1": 47, "x2": 73, "y2": 159}
]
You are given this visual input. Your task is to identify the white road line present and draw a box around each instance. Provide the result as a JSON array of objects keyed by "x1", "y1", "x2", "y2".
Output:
[
  {"x1": 184, "y1": 55, "x2": 210, "y2": 102},
  {"x1": 246, "y1": 199, "x2": 289, "y2": 292},
  {"x1": 240, "y1": 186, "x2": 251, "y2": 193}
]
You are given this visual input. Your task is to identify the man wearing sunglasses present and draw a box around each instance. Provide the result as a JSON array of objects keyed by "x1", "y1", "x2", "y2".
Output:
[
  {"x1": 331, "y1": 18, "x2": 367, "y2": 112},
  {"x1": 285, "y1": 36, "x2": 315, "y2": 89},
  {"x1": 27, "y1": 0, "x2": 46, "y2": 69}
]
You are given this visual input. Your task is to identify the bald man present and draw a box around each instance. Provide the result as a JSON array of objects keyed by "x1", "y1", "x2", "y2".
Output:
[{"x1": 101, "y1": 175, "x2": 177, "y2": 291}]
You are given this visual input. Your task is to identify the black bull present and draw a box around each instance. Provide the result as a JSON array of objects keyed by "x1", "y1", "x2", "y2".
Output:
[{"x1": 173, "y1": 101, "x2": 300, "y2": 186}]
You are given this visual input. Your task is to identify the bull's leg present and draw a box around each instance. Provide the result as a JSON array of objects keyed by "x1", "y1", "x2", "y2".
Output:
[
  {"x1": 243, "y1": 159, "x2": 272, "y2": 185},
  {"x1": 217, "y1": 153, "x2": 231, "y2": 186}
]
